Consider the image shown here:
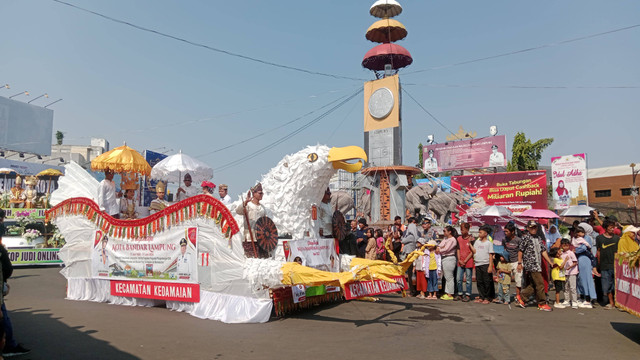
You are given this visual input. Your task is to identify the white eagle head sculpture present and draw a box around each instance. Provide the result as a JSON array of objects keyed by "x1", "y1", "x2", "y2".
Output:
[{"x1": 250, "y1": 145, "x2": 366, "y2": 238}]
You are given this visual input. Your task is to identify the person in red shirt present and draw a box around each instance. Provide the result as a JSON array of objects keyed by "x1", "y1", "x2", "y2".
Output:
[{"x1": 455, "y1": 222, "x2": 475, "y2": 302}]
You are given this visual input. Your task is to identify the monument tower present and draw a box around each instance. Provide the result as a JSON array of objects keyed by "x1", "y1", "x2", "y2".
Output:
[{"x1": 361, "y1": 0, "x2": 420, "y2": 224}]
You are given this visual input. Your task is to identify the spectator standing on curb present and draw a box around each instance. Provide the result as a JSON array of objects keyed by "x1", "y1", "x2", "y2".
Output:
[
  {"x1": 516, "y1": 220, "x2": 554, "y2": 311},
  {"x1": 438, "y1": 226, "x2": 458, "y2": 301},
  {"x1": 455, "y1": 222, "x2": 474, "y2": 302},
  {"x1": 470, "y1": 225, "x2": 494, "y2": 304},
  {"x1": 503, "y1": 222, "x2": 523, "y2": 301},
  {"x1": 596, "y1": 220, "x2": 620, "y2": 309},
  {"x1": 401, "y1": 217, "x2": 419, "y2": 296}
]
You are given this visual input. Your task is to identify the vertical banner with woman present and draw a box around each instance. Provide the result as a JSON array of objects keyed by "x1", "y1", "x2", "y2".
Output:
[{"x1": 551, "y1": 154, "x2": 588, "y2": 210}]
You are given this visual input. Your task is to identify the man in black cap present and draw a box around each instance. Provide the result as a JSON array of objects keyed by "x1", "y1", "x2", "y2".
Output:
[
  {"x1": 516, "y1": 220, "x2": 553, "y2": 311},
  {"x1": 177, "y1": 238, "x2": 192, "y2": 279},
  {"x1": 489, "y1": 144, "x2": 505, "y2": 167}
]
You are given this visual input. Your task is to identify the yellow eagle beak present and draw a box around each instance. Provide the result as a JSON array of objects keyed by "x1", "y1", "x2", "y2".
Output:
[{"x1": 328, "y1": 146, "x2": 367, "y2": 173}]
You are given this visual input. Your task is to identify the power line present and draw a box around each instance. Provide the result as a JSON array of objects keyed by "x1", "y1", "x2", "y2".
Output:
[
  {"x1": 405, "y1": 23, "x2": 640, "y2": 75},
  {"x1": 401, "y1": 88, "x2": 456, "y2": 138},
  {"x1": 404, "y1": 83, "x2": 640, "y2": 89},
  {"x1": 195, "y1": 88, "x2": 359, "y2": 158},
  {"x1": 51, "y1": 0, "x2": 366, "y2": 82},
  {"x1": 214, "y1": 88, "x2": 363, "y2": 173}
]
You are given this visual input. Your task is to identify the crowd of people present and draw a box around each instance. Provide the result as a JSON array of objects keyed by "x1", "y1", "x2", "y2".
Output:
[{"x1": 339, "y1": 212, "x2": 640, "y2": 312}]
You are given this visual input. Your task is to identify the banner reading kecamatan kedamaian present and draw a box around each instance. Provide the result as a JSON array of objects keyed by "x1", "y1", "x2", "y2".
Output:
[{"x1": 92, "y1": 226, "x2": 198, "y2": 283}]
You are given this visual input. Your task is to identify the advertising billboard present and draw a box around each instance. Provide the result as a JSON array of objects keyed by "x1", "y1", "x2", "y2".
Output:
[
  {"x1": 0, "y1": 96, "x2": 53, "y2": 155},
  {"x1": 451, "y1": 170, "x2": 548, "y2": 215},
  {"x1": 423, "y1": 135, "x2": 506, "y2": 172},
  {"x1": 551, "y1": 153, "x2": 588, "y2": 210}
]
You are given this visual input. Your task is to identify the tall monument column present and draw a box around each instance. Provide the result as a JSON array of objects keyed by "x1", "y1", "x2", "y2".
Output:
[{"x1": 361, "y1": 0, "x2": 420, "y2": 224}]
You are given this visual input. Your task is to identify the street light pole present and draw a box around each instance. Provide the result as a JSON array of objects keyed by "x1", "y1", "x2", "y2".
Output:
[{"x1": 631, "y1": 163, "x2": 639, "y2": 226}]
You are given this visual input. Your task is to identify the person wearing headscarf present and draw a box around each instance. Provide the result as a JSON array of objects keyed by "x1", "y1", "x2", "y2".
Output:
[
  {"x1": 547, "y1": 225, "x2": 562, "y2": 250},
  {"x1": 618, "y1": 226, "x2": 640, "y2": 253},
  {"x1": 574, "y1": 222, "x2": 598, "y2": 307}
]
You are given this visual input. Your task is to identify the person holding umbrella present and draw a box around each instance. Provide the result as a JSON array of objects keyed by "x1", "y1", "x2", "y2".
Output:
[{"x1": 176, "y1": 173, "x2": 199, "y2": 202}]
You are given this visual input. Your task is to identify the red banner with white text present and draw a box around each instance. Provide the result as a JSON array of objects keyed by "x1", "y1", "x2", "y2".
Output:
[
  {"x1": 343, "y1": 276, "x2": 407, "y2": 300},
  {"x1": 615, "y1": 255, "x2": 640, "y2": 318}
]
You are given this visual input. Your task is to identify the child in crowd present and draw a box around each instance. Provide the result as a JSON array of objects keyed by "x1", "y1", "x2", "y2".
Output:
[
  {"x1": 424, "y1": 240, "x2": 441, "y2": 299},
  {"x1": 550, "y1": 247, "x2": 567, "y2": 309},
  {"x1": 375, "y1": 229, "x2": 386, "y2": 260},
  {"x1": 414, "y1": 238, "x2": 428, "y2": 299},
  {"x1": 364, "y1": 228, "x2": 377, "y2": 260},
  {"x1": 561, "y1": 238, "x2": 579, "y2": 308},
  {"x1": 571, "y1": 226, "x2": 591, "y2": 249},
  {"x1": 495, "y1": 253, "x2": 511, "y2": 304},
  {"x1": 469, "y1": 225, "x2": 494, "y2": 304}
]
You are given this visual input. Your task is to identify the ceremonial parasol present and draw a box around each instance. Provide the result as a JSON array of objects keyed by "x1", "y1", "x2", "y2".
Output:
[
  {"x1": 370, "y1": 0, "x2": 403, "y2": 18},
  {"x1": 362, "y1": 43, "x2": 413, "y2": 71},
  {"x1": 37, "y1": 168, "x2": 64, "y2": 195},
  {"x1": 254, "y1": 216, "x2": 278, "y2": 254},
  {"x1": 150, "y1": 150, "x2": 213, "y2": 184},
  {"x1": 0, "y1": 168, "x2": 17, "y2": 192},
  {"x1": 91, "y1": 144, "x2": 151, "y2": 176},
  {"x1": 366, "y1": 18, "x2": 408, "y2": 43},
  {"x1": 560, "y1": 205, "x2": 595, "y2": 217},
  {"x1": 518, "y1": 208, "x2": 560, "y2": 219},
  {"x1": 475, "y1": 205, "x2": 513, "y2": 217}
]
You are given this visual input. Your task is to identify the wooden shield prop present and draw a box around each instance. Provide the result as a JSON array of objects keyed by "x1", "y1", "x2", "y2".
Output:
[
  {"x1": 254, "y1": 216, "x2": 278, "y2": 252},
  {"x1": 332, "y1": 210, "x2": 347, "y2": 241}
]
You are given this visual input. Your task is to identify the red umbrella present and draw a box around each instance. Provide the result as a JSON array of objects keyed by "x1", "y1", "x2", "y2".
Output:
[{"x1": 362, "y1": 43, "x2": 413, "y2": 71}]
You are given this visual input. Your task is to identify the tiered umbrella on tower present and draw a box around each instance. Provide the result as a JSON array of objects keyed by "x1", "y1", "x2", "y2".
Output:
[{"x1": 363, "y1": 0, "x2": 412, "y2": 74}]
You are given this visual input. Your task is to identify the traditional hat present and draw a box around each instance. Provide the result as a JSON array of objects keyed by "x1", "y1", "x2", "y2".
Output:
[
  {"x1": 15, "y1": 175, "x2": 22, "y2": 185},
  {"x1": 179, "y1": 238, "x2": 187, "y2": 246},
  {"x1": 219, "y1": 184, "x2": 228, "y2": 190},
  {"x1": 24, "y1": 175, "x2": 38, "y2": 186},
  {"x1": 201, "y1": 181, "x2": 216, "y2": 189},
  {"x1": 120, "y1": 173, "x2": 139, "y2": 191},
  {"x1": 251, "y1": 182, "x2": 263, "y2": 193},
  {"x1": 155, "y1": 181, "x2": 166, "y2": 193}
]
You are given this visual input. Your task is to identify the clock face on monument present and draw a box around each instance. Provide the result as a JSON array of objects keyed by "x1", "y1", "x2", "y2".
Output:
[{"x1": 368, "y1": 87, "x2": 394, "y2": 120}]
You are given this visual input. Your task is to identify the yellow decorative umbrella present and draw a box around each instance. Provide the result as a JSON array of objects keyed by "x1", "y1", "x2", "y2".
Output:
[
  {"x1": 91, "y1": 144, "x2": 151, "y2": 176},
  {"x1": 37, "y1": 169, "x2": 63, "y2": 177},
  {"x1": 366, "y1": 18, "x2": 408, "y2": 43}
]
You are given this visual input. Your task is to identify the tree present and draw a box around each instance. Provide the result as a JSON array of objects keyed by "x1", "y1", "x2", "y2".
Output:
[
  {"x1": 507, "y1": 132, "x2": 553, "y2": 171},
  {"x1": 414, "y1": 143, "x2": 426, "y2": 179},
  {"x1": 55, "y1": 131, "x2": 64, "y2": 145}
]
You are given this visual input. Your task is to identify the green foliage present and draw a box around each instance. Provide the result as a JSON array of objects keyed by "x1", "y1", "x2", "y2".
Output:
[
  {"x1": 507, "y1": 132, "x2": 554, "y2": 171},
  {"x1": 55, "y1": 130, "x2": 64, "y2": 145},
  {"x1": 558, "y1": 224, "x2": 569, "y2": 236},
  {"x1": 415, "y1": 143, "x2": 426, "y2": 179}
]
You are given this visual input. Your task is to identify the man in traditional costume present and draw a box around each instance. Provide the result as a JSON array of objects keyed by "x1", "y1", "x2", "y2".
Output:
[
  {"x1": 9, "y1": 176, "x2": 25, "y2": 208},
  {"x1": 218, "y1": 184, "x2": 231, "y2": 205},
  {"x1": 317, "y1": 187, "x2": 333, "y2": 238},
  {"x1": 149, "y1": 181, "x2": 170, "y2": 215},
  {"x1": 97, "y1": 170, "x2": 120, "y2": 218},
  {"x1": 176, "y1": 173, "x2": 199, "y2": 202},
  {"x1": 235, "y1": 183, "x2": 267, "y2": 257},
  {"x1": 22, "y1": 176, "x2": 39, "y2": 209},
  {"x1": 119, "y1": 173, "x2": 139, "y2": 220}
]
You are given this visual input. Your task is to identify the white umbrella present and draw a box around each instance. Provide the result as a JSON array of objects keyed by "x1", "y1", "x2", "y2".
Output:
[
  {"x1": 370, "y1": 0, "x2": 403, "y2": 18},
  {"x1": 474, "y1": 205, "x2": 513, "y2": 217},
  {"x1": 150, "y1": 151, "x2": 213, "y2": 184},
  {"x1": 560, "y1": 205, "x2": 595, "y2": 217}
]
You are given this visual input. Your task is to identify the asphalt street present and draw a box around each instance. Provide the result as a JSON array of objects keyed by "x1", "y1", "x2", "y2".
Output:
[{"x1": 5, "y1": 267, "x2": 640, "y2": 360}]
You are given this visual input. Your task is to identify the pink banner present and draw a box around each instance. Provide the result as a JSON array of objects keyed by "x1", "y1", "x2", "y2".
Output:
[
  {"x1": 343, "y1": 275, "x2": 407, "y2": 300},
  {"x1": 615, "y1": 255, "x2": 640, "y2": 318},
  {"x1": 423, "y1": 135, "x2": 506, "y2": 172},
  {"x1": 111, "y1": 280, "x2": 200, "y2": 302}
]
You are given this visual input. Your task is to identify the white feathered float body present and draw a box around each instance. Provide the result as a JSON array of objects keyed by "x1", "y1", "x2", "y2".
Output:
[{"x1": 48, "y1": 145, "x2": 419, "y2": 323}]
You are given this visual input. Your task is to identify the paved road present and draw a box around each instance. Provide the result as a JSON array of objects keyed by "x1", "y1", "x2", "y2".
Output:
[{"x1": 6, "y1": 267, "x2": 640, "y2": 359}]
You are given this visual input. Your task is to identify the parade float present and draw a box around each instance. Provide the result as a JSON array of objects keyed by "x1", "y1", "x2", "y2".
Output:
[{"x1": 46, "y1": 144, "x2": 420, "y2": 323}]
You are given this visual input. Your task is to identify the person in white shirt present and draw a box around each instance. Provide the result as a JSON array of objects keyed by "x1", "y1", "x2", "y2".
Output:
[
  {"x1": 236, "y1": 183, "x2": 267, "y2": 257},
  {"x1": 317, "y1": 187, "x2": 333, "y2": 238},
  {"x1": 489, "y1": 145, "x2": 505, "y2": 167},
  {"x1": 177, "y1": 238, "x2": 192, "y2": 279},
  {"x1": 424, "y1": 149, "x2": 438, "y2": 172},
  {"x1": 97, "y1": 170, "x2": 120, "y2": 218},
  {"x1": 218, "y1": 184, "x2": 232, "y2": 205},
  {"x1": 176, "y1": 173, "x2": 199, "y2": 202}
]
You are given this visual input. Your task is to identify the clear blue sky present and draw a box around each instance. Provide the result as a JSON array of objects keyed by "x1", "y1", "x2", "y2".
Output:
[{"x1": 2, "y1": 0, "x2": 639, "y2": 197}]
